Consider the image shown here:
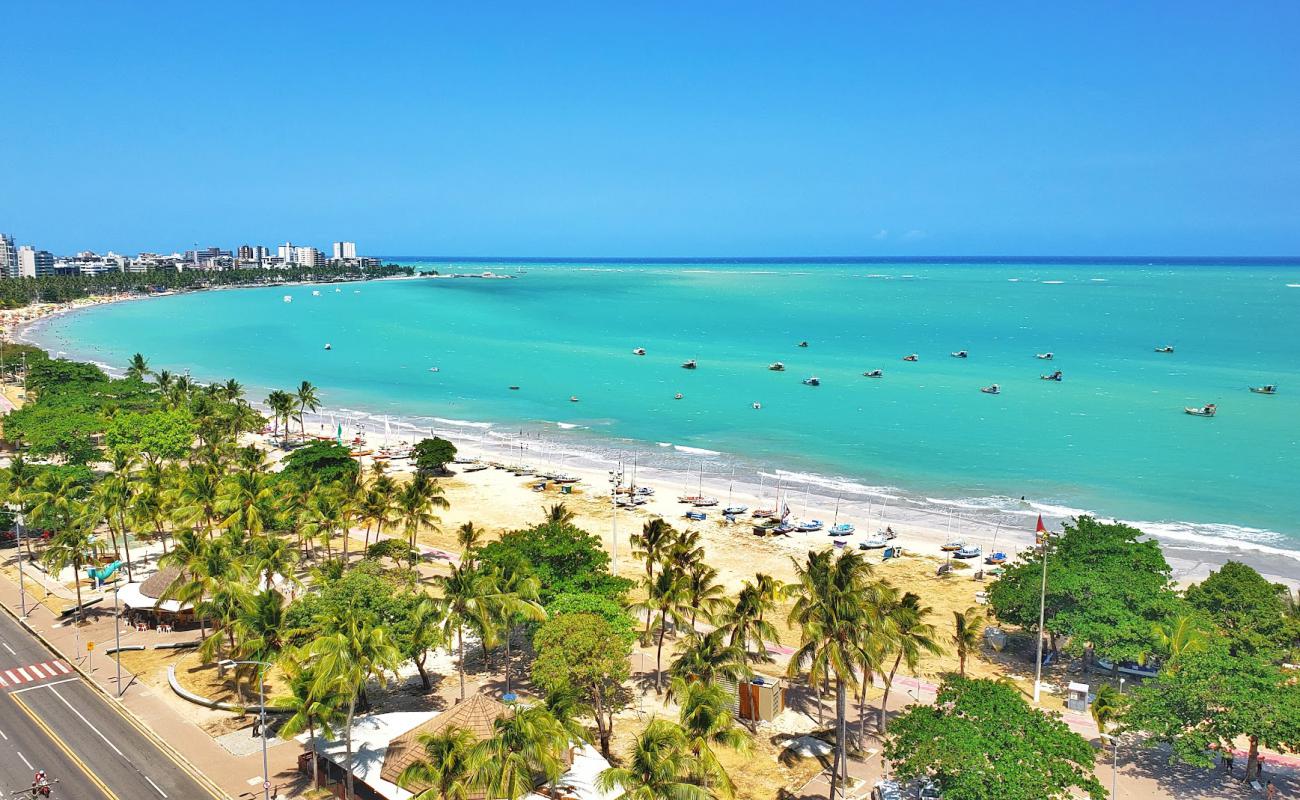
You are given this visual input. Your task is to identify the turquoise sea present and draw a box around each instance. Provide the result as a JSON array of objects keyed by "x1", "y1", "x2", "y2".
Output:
[{"x1": 25, "y1": 258, "x2": 1300, "y2": 554}]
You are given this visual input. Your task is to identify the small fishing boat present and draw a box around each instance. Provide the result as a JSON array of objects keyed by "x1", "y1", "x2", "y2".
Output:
[
  {"x1": 981, "y1": 384, "x2": 1001, "y2": 395},
  {"x1": 1036, "y1": 352, "x2": 1054, "y2": 360},
  {"x1": 863, "y1": 369, "x2": 883, "y2": 378},
  {"x1": 940, "y1": 540, "x2": 964, "y2": 552},
  {"x1": 830, "y1": 522, "x2": 855, "y2": 536},
  {"x1": 1155, "y1": 345, "x2": 1175, "y2": 353},
  {"x1": 692, "y1": 497, "x2": 719, "y2": 507},
  {"x1": 797, "y1": 341, "x2": 809, "y2": 348},
  {"x1": 1185, "y1": 404, "x2": 1217, "y2": 417},
  {"x1": 635, "y1": 486, "x2": 655, "y2": 495},
  {"x1": 951, "y1": 350, "x2": 969, "y2": 359},
  {"x1": 674, "y1": 393, "x2": 684, "y2": 400},
  {"x1": 1250, "y1": 385, "x2": 1278, "y2": 395},
  {"x1": 323, "y1": 343, "x2": 332, "y2": 350},
  {"x1": 429, "y1": 367, "x2": 440, "y2": 372},
  {"x1": 632, "y1": 347, "x2": 646, "y2": 355},
  {"x1": 802, "y1": 376, "x2": 821, "y2": 387},
  {"x1": 508, "y1": 385, "x2": 520, "y2": 390},
  {"x1": 349, "y1": 449, "x2": 374, "y2": 458},
  {"x1": 881, "y1": 526, "x2": 897, "y2": 540},
  {"x1": 795, "y1": 519, "x2": 824, "y2": 532},
  {"x1": 768, "y1": 362, "x2": 786, "y2": 371},
  {"x1": 312, "y1": 290, "x2": 321, "y2": 296},
  {"x1": 903, "y1": 354, "x2": 919, "y2": 362},
  {"x1": 569, "y1": 396, "x2": 580, "y2": 402},
  {"x1": 462, "y1": 463, "x2": 489, "y2": 472},
  {"x1": 751, "y1": 508, "x2": 776, "y2": 519},
  {"x1": 685, "y1": 511, "x2": 707, "y2": 521},
  {"x1": 681, "y1": 359, "x2": 697, "y2": 369},
  {"x1": 1040, "y1": 371, "x2": 1063, "y2": 381},
  {"x1": 283, "y1": 295, "x2": 293, "y2": 303},
  {"x1": 954, "y1": 544, "x2": 983, "y2": 559},
  {"x1": 752, "y1": 402, "x2": 761, "y2": 409},
  {"x1": 859, "y1": 535, "x2": 888, "y2": 549},
  {"x1": 724, "y1": 505, "x2": 749, "y2": 515},
  {"x1": 984, "y1": 551, "x2": 1008, "y2": 565}
]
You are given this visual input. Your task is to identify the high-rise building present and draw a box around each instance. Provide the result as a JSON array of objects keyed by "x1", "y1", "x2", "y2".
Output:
[
  {"x1": 294, "y1": 246, "x2": 324, "y2": 268},
  {"x1": 18, "y1": 246, "x2": 55, "y2": 278},
  {"x1": 237, "y1": 245, "x2": 254, "y2": 260},
  {"x1": 254, "y1": 245, "x2": 268, "y2": 264},
  {"x1": 332, "y1": 241, "x2": 358, "y2": 260},
  {"x1": 278, "y1": 242, "x2": 294, "y2": 263},
  {"x1": 0, "y1": 234, "x2": 18, "y2": 278}
]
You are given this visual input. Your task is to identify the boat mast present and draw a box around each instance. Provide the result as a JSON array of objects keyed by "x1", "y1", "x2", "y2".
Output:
[{"x1": 831, "y1": 492, "x2": 842, "y2": 527}]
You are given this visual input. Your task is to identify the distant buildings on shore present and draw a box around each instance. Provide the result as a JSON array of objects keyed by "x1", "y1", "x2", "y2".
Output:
[{"x1": 0, "y1": 232, "x2": 381, "y2": 278}]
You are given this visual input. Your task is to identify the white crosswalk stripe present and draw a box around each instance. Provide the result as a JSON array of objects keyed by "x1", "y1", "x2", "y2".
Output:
[{"x1": 0, "y1": 661, "x2": 71, "y2": 688}]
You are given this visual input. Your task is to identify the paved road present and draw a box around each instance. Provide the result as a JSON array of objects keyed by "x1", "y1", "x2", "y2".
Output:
[{"x1": 0, "y1": 608, "x2": 219, "y2": 800}]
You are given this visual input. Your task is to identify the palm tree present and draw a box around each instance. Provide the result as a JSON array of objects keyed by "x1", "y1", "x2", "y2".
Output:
[
  {"x1": 787, "y1": 549, "x2": 877, "y2": 800},
  {"x1": 718, "y1": 582, "x2": 780, "y2": 668},
  {"x1": 456, "y1": 522, "x2": 482, "y2": 569},
  {"x1": 307, "y1": 616, "x2": 403, "y2": 800},
  {"x1": 220, "y1": 469, "x2": 275, "y2": 539},
  {"x1": 295, "y1": 380, "x2": 321, "y2": 439},
  {"x1": 683, "y1": 561, "x2": 727, "y2": 630},
  {"x1": 1091, "y1": 682, "x2": 1124, "y2": 736},
  {"x1": 669, "y1": 630, "x2": 750, "y2": 688},
  {"x1": 305, "y1": 485, "x2": 347, "y2": 560},
  {"x1": 42, "y1": 519, "x2": 104, "y2": 623},
  {"x1": 952, "y1": 606, "x2": 985, "y2": 677},
  {"x1": 1150, "y1": 614, "x2": 1209, "y2": 668},
  {"x1": 251, "y1": 533, "x2": 297, "y2": 591},
  {"x1": 358, "y1": 485, "x2": 395, "y2": 551},
  {"x1": 126, "y1": 352, "x2": 151, "y2": 381},
  {"x1": 235, "y1": 588, "x2": 286, "y2": 663},
  {"x1": 90, "y1": 456, "x2": 136, "y2": 580},
  {"x1": 485, "y1": 558, "x2": 546, "y2": 694},
  {"x1": 665, "y1": 528, "x2": 705, "y2": 574},
  {"x1": 407, "y1": 597, "x2": 446, "y2": 692},
  {"x1": 397, "y1": 726, "x2": 478, "y2": 800},
  {"x1": 878, "y1": 592, "x2": 943, "y2": 733},
  {"x1": 675, "y1": 678, "x2": 750, "y2": 799},
  {"x1": 278, "y1": 661, "x2": 345, "y2": 792},
  {"x1": 631, "y1": 567, "x2": 691, "y2": 694},
  {"x1": 265, "y1": 390, "x2": 294, "y2": 440},
  {"x1": 541, "y1": 503, "x2": 575, "y2": 526},
  {"x1": 434, "y1": 562, "x2": 496, "y2": 701},
  {"x1": 596, "y1": 719, "x2": 709, "y2": 800},
  {"x1": 469, "y1": 706, "x2": 569, "y2": 800},
  {"x1": 156, "y1": 369, "x2": 174, "y2": 394},
  {"x1": 397, "y1": 474, "x2": 448, "y2": 567},
  {"x1": 174, "y1": 464, "x2": 221, "y2": 539},
  {"x1": 631, "y1": 518, "x2": 674, "y2": 632}
]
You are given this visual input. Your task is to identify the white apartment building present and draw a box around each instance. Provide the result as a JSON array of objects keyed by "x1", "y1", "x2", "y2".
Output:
[
  {"x1": 0, "y1": 233, "x2": 18, "y2": 278},
  {"x1": 333, "y1": 241, "x2": 357, "y2": 260},
  {"x1": 294, "y1": 246, "x2": 324, "y2": 267},
  {"x1": 18, "y1": 245, "x2": 55, "y2": 278}
]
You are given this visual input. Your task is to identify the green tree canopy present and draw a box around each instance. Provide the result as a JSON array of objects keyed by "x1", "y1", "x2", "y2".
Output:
[
  {"x1": 280, "y1": 441, "x2": 360, "y2": 488},
  {"x1": 987, "y1": 516, "x2": 1178, "y2": 664},
  {"x1": 543, "y1": 591, "x2": 637, "y2": 646},
  {"x1": 532, "y1": 612, "x2": 632, "y2": 759},
  {"x1": 1184, "y1": 561, "x2": 1296, "y2": 658},
  {"x1": 479, "y1": 521, "x2": 631, "y2": 606},
  {"x1": 1122, "y1": 638, "x2": 1300, "y2": 780},
  {"x1": 104, "y1": 408, "x2": 195, "y2": 461},
  {"x1": 412, "y1": 437, "x2": 457, "y2": 474},
  {"x1": 282, "y1": 562, "x2": 423, "y2": 664},
  {"x1": 884, "y1": 676, "x2": 1106, "y2": 800}
]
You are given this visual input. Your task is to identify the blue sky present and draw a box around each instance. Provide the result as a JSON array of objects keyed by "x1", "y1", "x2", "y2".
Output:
[{"x1": 2, "y1": 2, "x2": 1297, "y2": 257}]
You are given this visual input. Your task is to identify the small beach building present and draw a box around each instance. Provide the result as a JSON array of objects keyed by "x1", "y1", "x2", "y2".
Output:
[
  {"x1": 305, "y1": 694, "x2": 615, "y2": 800},
  {"x1": 114, "y1": 565, "x2": 195, "y2": 625}
]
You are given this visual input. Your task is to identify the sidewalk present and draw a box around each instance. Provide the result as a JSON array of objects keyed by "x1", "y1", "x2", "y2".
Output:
[{"x1": 0, "y1": 555, "x2": 309, "y2": 800}]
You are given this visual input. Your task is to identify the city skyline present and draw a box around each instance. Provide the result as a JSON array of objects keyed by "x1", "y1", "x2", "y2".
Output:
[{"x1": 2, "y1": 3, "x2": 1298, "y2": 256}]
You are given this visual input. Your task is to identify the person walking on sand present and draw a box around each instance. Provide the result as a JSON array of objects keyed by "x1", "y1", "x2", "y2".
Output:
[{"x1": 1265, "y1": 780, "x2": 1278, "y2": 800}]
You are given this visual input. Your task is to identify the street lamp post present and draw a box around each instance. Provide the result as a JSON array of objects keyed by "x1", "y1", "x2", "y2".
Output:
[
  {"x1": 1032, "y1": 530, "x2": 1049, "y2": 704},
  {"x1": 113, "y1": 585, "x2": 123, "y2": 697},
  {"x1": 15, "y1": 512, "x2": 27, "y2": 617},
  {"x1": 235, "y1": 660, "x2": 273, "y2": 800}
]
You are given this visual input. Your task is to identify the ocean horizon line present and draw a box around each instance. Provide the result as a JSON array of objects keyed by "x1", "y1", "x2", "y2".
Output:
[{"x1": 378, "y1": 254, "x2": 1300, "y2": 265}]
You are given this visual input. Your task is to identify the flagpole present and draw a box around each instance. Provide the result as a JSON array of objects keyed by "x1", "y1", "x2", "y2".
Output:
[{"x1": 1032, "y1": 514, "x2": 1048, "y2": 704}]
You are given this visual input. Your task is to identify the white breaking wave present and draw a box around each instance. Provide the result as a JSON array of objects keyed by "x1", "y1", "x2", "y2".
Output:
[
  {"x1": 432, "y1": 417, "x2": 493, "y2": 429},
  {"x1": 674, "y1": 445, "x2": 721, "y2": 456}
]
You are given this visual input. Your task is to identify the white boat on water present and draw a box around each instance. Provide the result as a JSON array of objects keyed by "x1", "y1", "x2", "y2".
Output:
[
  {"x1": 1185, "y1": 404, "x2": 1217, "y2": 417},
  {"x1": 632, "y1": 347, "x2": 646, "y2": 355},
  {"x1": 981, "y1": 384, "x2": 1000, "y2": 395},
  {"x1": 283, "y1": 295, "x2": 293, "y2": 303},
  {"x1": 768, "y1": 362, "x2": 785, "y2": 371},
  {"x1": 1036, "y1": 352, "x2": 1054, "y2": 360}
]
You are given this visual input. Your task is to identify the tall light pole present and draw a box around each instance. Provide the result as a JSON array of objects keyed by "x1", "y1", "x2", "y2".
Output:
[
  {"x1": 113, "y1": 584, "x2": 123, "y2": 697},
  {"x1": 1032, "y1": 514, "x2": 1050, "y2": 704},
  {"x1": 235, "y1": 660, "x2": 273, "y2": 800},
  {"x1": 16, "y1": 512, "x2": 27, "y2": 617}
]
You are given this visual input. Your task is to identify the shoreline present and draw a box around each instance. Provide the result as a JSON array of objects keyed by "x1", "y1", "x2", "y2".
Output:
[{"x1": 12, "y1": 289, "x2": 1300, "y2": 590}]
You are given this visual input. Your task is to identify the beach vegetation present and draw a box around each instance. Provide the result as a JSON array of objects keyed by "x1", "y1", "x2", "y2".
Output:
[
  {"x1": 412, "y1": 436, "x2": 457, "y2": 475},
  {"x1": 104, "y1": 407, "x2": 196, "y2": 462},
  {"x1": 478, "y1": 518, "x2": 631, "y2": 607},
  {"x1": 279, "y1": 441, "x2": 360, "y2": 489},
  {"x1": 1183, "y1": 560, "x2": 1298, "y2": 659},
  {"x1": 532, "y1": 611, "x2": 632, "y2": 758},
  {"x1": 885, "y1": 675, "x2": 1106, "y2": 800},
  {"x1": 987, "y1": 515, "x2": 1178, "y2": 667}
]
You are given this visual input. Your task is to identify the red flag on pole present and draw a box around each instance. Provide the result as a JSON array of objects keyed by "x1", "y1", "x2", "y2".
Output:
[
  {"x1": 1035, "y1": 514, "x2": 1048, "y2": 544},
  {"x1": 1036, "y1": 514, "x2": 1047, "y2": 534}
]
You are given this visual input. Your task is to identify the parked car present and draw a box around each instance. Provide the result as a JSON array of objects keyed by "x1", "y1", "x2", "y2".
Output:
[
  {"x1": 871, "y1": 780, "x2": 903, "y2": 800},
  {"x1": 917, "y1": 779, "x2": 943, "y2": 799}
]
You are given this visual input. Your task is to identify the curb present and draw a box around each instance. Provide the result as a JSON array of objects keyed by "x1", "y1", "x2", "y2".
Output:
[
  {"x1": 0, "y1": 595, "x2": 232, "y2": 800},
  {"x1": 167, "y1": 664, "x2": 292, "y2": 715}
]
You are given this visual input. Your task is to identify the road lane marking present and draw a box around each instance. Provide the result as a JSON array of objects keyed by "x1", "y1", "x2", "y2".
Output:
[
  {"x1": 17, "y1": 667, "x2": 31, "y2": 681},
  {"x1": 0, "y1": 727, "x2": 7, "y2": 739},
  {"x1": 4, "y1": 670, "x2": 16, "y2": 683},
  {"x1": 17, "y1": 750, "x2": 32, "y2": 769},
  {"x1": 10, "y1": 677, "x2": 78, "y2": 694},
  {"x1": 10, "y1": 692, "x2": 118, "y2": 800},
  {"x1": 50, "y1": 686, "x2": 127, "y2": 758},
  {"x1": 0, "y1": 660, "x2": 73, "y2": 688},
  {"x1": 3, "y1": 642, "x2": 15, "y2": 654},
  {"x1": 145, "y1": 775, "x2": 168, "y2": 797},
  {"x1": 53, "y1": 661, "x2": 70, "y2": 674}
]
